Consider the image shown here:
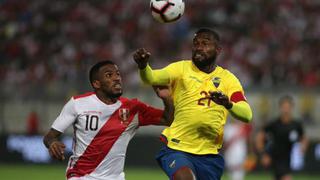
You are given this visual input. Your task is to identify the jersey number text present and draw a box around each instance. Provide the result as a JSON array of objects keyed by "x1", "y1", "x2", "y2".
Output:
[
  {"x1": 85, "y1": 115, "x2": 99, "y2": 131},
  {"x1": 197, "y1": 91, "x2": 212, "y2": 107}
]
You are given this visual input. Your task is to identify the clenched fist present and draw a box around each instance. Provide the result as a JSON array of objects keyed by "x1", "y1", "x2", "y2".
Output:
[
  {"x1": 49, "y1": 141, "x2": 66, "y2": 161},
  {"x1": 209, "y1": 91, "x2": 233, "y2": 109},
  {"x1": 133, "y1": 48, "x2": 151, "y2": 69}
]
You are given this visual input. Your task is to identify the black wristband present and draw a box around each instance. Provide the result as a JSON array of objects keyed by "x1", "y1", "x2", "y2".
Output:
[
  {"x1": 225, "y1": 102, "x2": 233, "y2": 109},
  {"x1": 138, "y1": 63, "x2": 147, "y2": 70}
]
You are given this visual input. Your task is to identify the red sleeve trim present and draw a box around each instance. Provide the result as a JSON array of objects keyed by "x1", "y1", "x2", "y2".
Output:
[
  {"x1": 230, "y1": 91, "x2": 246, "y2": 103},
  {"x1": 73, "y1": 92, "x2": 95, "y2": 99}
]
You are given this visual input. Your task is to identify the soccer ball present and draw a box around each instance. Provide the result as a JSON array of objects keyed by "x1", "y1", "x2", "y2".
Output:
[{"x1": 150, "y1": 0, "x2": 185, "y2": 23}]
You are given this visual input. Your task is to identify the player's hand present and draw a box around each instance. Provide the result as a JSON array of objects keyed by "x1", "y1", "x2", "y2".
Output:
[
  {"x1": 133, "y1": 48, "x2": 151, "y2": 69},
  {"x1": 209, "y1": 91, "x2": 233, "y2": 109},
  {"x1": 153, "y1": 85, "x2": 171, "y2": 100},
  {"x1": 49, "y1": 141, "x2": 66, "y2": 161},
  {"x1": 261, "y1": 153, "x2": 272, "y2": 167}
]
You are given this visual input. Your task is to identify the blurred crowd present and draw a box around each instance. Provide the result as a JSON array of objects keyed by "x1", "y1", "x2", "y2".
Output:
[{"x1": 1, "y1": 0, "x2": 320, "y2": 100}]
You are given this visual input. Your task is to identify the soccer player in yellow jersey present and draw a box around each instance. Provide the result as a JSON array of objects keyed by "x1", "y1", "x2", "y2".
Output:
[{"x1": 133, "y1": 28, "x2": 253, "y2": 180}]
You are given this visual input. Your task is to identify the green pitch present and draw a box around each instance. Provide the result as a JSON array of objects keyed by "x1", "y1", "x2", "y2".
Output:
[{"x1": 0, "y1": 164, "x2": 319, "y2": 180}]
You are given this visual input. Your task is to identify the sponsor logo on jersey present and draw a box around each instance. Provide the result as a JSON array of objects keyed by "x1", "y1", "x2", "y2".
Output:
[
  {"x1": 83, "y1": 111, "x2": 102, "y2": 115},
  {"x1": 189, "y1": 75, "x2": 203, "y2": 83},
  {"x1": 171, "y1": 138, "x2": 180, "y2": 144},
  {"x1": 289, "y1": 130, "x2": 298, "y2": 142},
  {"x1": 212, "y1": 77, "x2": 221, "y2": 88},
  {"x1": 169, "y1": 160, "x2": 176, "y2": 168},
  {"x1": 119, "y1": 108, "x2": 130, "y2": 125}
]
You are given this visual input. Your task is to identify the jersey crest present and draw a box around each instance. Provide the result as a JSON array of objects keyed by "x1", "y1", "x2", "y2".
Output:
[
  {"x1": 212, "y1": 77, "x2": 221, "y2": 88},
  {"x1": 119, "y1": 108, "x2": 130, "y2": 125}
]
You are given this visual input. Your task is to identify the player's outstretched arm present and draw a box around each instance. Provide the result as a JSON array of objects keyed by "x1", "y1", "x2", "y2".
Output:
[
  {"x1": 43, "y1": 128, "x2": 66, "y2": 161},
  {"x1": 255, "y1": 131, "x2": 266, "y2": 153},
  {"x1": 153, "y1": 86, "x2": 174, "y2": 126},
  {"x1": 133, "y1": 48, "x2": 150, "y2": 69},
  {"x1": 228, "y1": 101, "x2": 252, "y2": 123},
  {"x1": 133, "y1": 48, "x2": 170, "y2": 85},
  {"x1": 300, "y1": 135, "x2": 309, "y2": 154},
  {"x1": 255, "y1": 130, "x2": 272, "y2": 167},
  {"x1": 209, "y1": 91, "x2": 252, "y2": 123}
]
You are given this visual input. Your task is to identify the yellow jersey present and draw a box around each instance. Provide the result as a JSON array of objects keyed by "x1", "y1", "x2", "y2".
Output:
[{"x1": 141, "y1": 60, "x2": 247, "y2": 155}]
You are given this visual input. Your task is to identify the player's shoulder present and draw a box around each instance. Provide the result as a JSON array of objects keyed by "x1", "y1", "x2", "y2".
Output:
[
  {"x1": 169, "y1": 60, "x2": 197, "y2": 73},
  {"x1": 119, "y1": 97, "x2": 144, "y2": 106},
  {"x1": 216, "y1": 66, "x2": 235, "y2": 76},
  {"x1": 182, "y1": 60, "x2": 194, "y2": 67},
  {"x1": 265, "y1": 119, "x2": 278, "y2": 128},
  {"x1": 72, "y1": 92, "x2": 96, "y2": 101},
  {"x1": 292, "y1": 119, "x2": 303, "y2": 127},
  {"x1": 119, "y1": 97, "x2": 130, "y2": 103},
  {"x1": 216, "y1": 66, "x2": 239, "y2": 80},
  {"x1": 167, "y1": 60, "x2": 191, "y2": 67}
]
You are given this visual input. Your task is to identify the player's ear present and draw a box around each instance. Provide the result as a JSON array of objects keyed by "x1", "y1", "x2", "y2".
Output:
[
  {"x1": 216, "y1": 45, "x2": 222, "y2": 54},
  {"x1": 92, "y1": 80, "x2": 101, "y2": 89}
]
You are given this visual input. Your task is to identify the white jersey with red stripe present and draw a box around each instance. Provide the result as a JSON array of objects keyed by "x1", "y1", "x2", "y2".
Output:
[{"x1": 51, "y1": 92, "x2": 163, "y2": 180}]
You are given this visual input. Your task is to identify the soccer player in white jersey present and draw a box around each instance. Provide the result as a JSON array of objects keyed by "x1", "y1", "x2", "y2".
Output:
[{"x1": 43, "y1": 60, "x2": 174, "y2": 180}]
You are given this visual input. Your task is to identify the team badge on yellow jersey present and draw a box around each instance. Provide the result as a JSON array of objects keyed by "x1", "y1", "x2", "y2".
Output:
[{"x1": 212, "y1": 77, "x2": 221, "y2": 88}]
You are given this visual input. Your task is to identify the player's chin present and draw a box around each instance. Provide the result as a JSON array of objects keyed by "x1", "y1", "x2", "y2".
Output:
[
  {"x1": 112, "y1": 90, "x2": 122, "y2": 98},
  {"x1": 192, "y1": 58, "x2": 207, "y2": 67},
  {"x1": 192, "y1": 54, "x2": 207, "y2": 63}
]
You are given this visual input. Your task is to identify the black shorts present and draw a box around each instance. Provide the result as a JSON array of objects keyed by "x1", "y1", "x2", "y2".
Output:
[{"x1": 272, "y1": 159, "x2": 291, "y2": 180}]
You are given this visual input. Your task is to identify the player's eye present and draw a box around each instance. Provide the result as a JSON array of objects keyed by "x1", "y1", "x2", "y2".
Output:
[{"x1": 202, "y1": 40, "x2": 211, "y2": 46}]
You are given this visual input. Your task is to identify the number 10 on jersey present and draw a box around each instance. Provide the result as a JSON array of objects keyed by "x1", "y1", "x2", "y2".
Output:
[{"x1": 85, "y1": 115, "x2": 99, "y2": 131}]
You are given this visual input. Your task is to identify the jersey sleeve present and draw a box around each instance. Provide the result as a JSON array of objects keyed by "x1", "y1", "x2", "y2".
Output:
[
  {"x1": 262, "y1": 122, "x2": 275, "y2": 153},
  {"x1": 51, "y1": 97, "x2": 77, "y2": 133},
  {"x1": 225, "y1": 71, "x2": 252, "y2": 122},
  {"x1": 296, "y1": 121, "x2": 304, "y2": 140},
  {"x1": 139, "y1": 61, "x2": 184, "y2": 85},
  {"x1": 226, "y1": 72, "x2": 246, "y2": 103},
  {"x1": 135, "y1": 100, "x2": 164, "y2": 126}
]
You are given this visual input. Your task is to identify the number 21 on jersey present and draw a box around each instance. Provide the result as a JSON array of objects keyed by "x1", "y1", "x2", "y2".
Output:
[{"x1": 197, "y1": 91, "x2": 212, "y2": 107}]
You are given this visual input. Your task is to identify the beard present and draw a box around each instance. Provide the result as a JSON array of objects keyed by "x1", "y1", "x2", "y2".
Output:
[
  {"x1": 192, "y1": 53, "x2": 217, "y2": 69},
  {"x1": 108, "y1": 91, "x2": 122, "y2": 98},
  {"x1": 101, "y1": 88, "x2": 122, "y2": 99}
]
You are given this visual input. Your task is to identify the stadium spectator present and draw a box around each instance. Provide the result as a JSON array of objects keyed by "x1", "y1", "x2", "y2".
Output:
[
  {"x1": 43, "y1": 60, "x2": 174, "y2": 180},
  {"x1": 1, "y1": 0, "x2": 320, "y2": 100},
  {"x1": 26, "y1": 111, "x2": 40, "y2": 135}
]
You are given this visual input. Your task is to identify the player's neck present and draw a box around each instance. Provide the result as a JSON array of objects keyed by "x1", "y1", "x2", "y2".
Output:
[
  {"x1": 198, "y1": 63, "x2": 217, "y2": 74},
  {"x1": 96, "y1": 91, "x2": 118, "y2": 105},
  {"x1": 280, "y1": 115, "x2": 291, "y2": 124}
]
